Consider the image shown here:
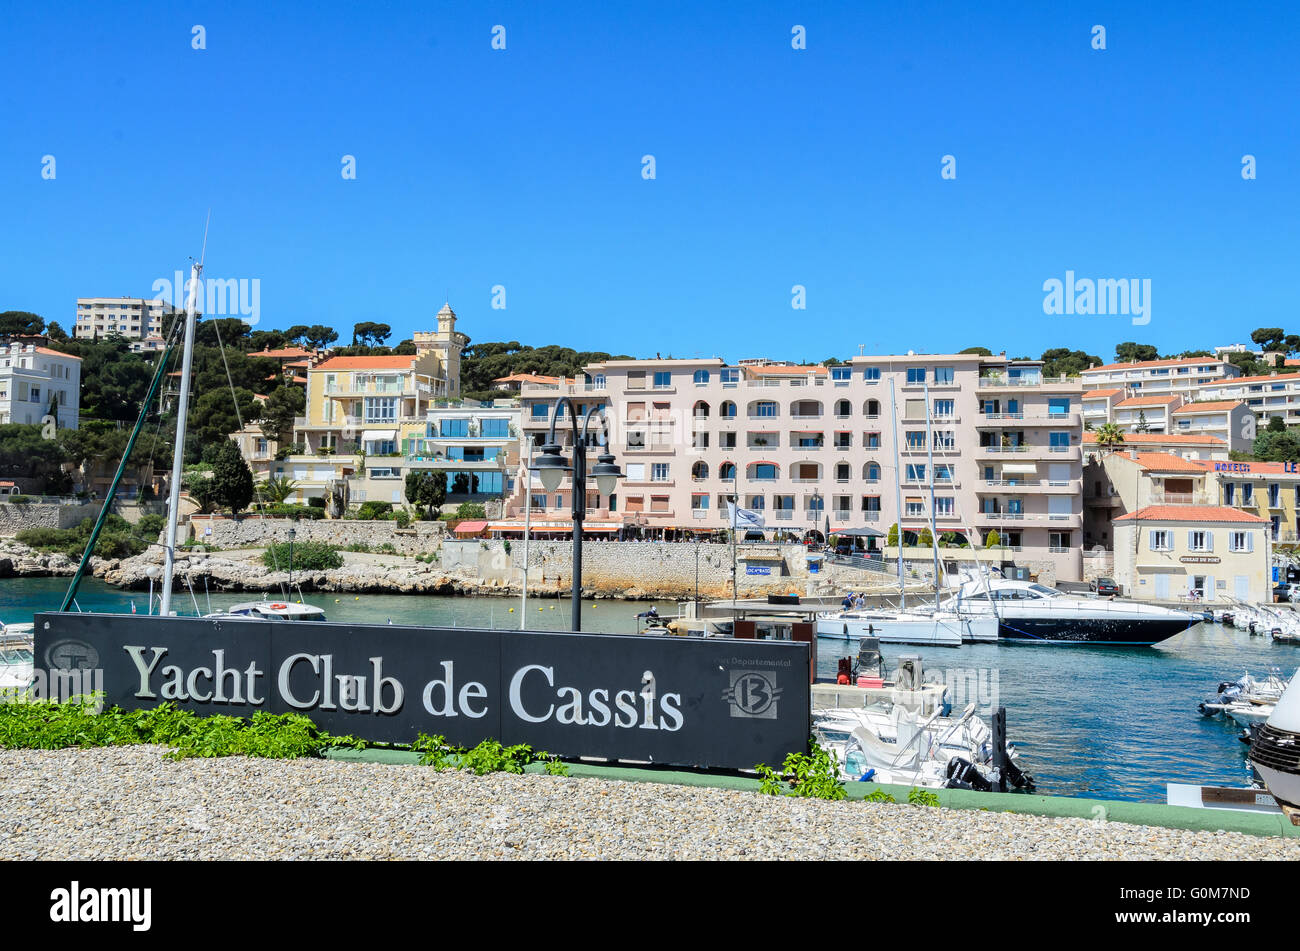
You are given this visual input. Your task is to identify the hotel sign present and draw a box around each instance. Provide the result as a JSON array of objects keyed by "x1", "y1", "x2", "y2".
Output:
[
  {"x1": 33, "y1": 613, "x2": 810, "y2": 770},
  {"x1": 1179, "y1": 556, "x2": 1221, "y2": 564},
  {"x1": 1214, "y1": 461, "x2": 1298, "y2": 474}
]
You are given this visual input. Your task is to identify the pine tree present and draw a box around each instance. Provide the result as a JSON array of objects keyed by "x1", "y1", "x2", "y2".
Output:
[{"x1": 211, "y1": 439, "x2": 254, "y2": 514}]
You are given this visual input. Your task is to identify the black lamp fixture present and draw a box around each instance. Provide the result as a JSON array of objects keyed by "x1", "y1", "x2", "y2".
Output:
[{"x1": 529, "y1": 400, "x2": 622, "y2": 631}]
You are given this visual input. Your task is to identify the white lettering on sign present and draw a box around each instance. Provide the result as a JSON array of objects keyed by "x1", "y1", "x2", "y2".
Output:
[{"x1": 506, "y1": 665, "x2": 684, "y2": 731}]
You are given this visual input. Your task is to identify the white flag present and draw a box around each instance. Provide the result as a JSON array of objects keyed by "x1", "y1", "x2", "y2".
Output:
[{"x1": 727, "y1": 501, "x2": 765, "y2": 530}]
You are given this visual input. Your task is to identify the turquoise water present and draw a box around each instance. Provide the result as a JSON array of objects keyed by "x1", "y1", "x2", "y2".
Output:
[{"x1": 3, "y1": 577, "x2": 1291, "y2": 803}]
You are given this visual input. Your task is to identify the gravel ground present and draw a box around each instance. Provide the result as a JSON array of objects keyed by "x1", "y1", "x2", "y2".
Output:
[{"x1": 1, "y1": 746, "x2": 1297, "y2": 860}]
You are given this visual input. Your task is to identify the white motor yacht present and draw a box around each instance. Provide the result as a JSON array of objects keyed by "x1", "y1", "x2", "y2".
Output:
[{"x1": 942, "y1": 578, "x2": 1200, "y2": 646}]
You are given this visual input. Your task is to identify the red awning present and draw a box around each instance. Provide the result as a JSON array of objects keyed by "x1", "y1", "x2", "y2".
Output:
[{"x1": 452, "y1": 520, "x2": 489, "y2": 535}]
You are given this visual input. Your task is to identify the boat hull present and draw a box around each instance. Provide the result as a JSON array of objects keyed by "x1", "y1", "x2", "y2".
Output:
[
  {"x1": 816, "y1": 614, "x2": 996, "y2": 647},
  {"x1": 995, "y1": 614, "x2": 1196, "y2": 646}
]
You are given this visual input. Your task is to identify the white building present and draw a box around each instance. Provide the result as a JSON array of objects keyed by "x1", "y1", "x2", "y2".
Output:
[
  {"x1": 1080, "y1": 357, "x2": 1240, "y2": 399},
  {"x1": 1197, "y1": 373, "x2": 1300, "y2": 428},
  {"x1": 75, "y1": 297, "x2": 177, "y2": 341},
  {"x1": 0, "y1": 343, "x2": 81, "y2": 429}
]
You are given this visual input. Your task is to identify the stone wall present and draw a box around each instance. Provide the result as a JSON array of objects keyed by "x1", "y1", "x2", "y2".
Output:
[
  {"x1": 191, "y1": 516, "x2": 446, "y2": 554},
  {"x1": 0, "y1": 502, "x2": 101, "y2": 536},
  {"x1": 442, "y1": 539, "x2": 901, "y2": 599}
]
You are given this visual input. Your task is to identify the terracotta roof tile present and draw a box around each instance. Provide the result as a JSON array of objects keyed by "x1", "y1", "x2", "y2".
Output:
[
  {"x1": 1116, "y1": 505, "x2": 1268, "y2": 523},
  {"x1": 312, "y1": 355, "x2": 418, "y2": 371},
  {"x1": 1083, "y1": 432, "x2": 1226, "y2": 446},
  {"x1": 1113, "y1": 395, "x2": 1183, "y2": 408},
  {"x1": 1172, "y1": 401, "x2": 1246, "y2": 413}
]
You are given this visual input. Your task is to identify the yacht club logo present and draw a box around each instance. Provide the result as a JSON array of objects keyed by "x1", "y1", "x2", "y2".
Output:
[
  {"x1": 723, "y1": 670, "x2": 782, "y2": 719},
  {"x1": 43, "y1": 639, "x2": 100, "y2": 670}
]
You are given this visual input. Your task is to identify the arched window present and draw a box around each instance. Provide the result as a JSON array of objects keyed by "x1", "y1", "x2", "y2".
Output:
[
  {"x1": 748, "y1": 462, "x2": 779, "y2": 480},
  {"x1": 720, "y1": 400, "x2": 737, "y2": 418},
  {"x1": 750, "y1": 400, "x2": 779, "y2": 418},
  {"x1": 693, "y1": 369, "x2": 710, "y2": 385},
  {"x1": 865, "y1": 399, "x2": 881, "y2": 417},
  {"x1": 719, "y1": 461, "x2": 736, "y2": 481},
  {"x1": 691, "y1": 460, "x2": 709, "y2": 480},
  {"x1": 692, "y1": 400, "x2": 710, "y2": 418},
  {"x1": 864, "y1": 462, "x2": 881, "y2": 481},
  {"x1": 835, "y1": 399, "x2": 852, "y2": 417}
]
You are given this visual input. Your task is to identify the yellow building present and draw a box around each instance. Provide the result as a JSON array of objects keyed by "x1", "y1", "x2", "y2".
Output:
[
  {"x1": 1196, "y1": 459, "x2": 1300, "y2": 546},
  {"x1": 1113, "y1": 505, "x2": 1271, "y2": 603}
]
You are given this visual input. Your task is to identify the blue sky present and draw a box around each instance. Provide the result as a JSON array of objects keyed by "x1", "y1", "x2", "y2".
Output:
[{"x1": 2, "y1": 1, "x2": 1298, "y2": 362}]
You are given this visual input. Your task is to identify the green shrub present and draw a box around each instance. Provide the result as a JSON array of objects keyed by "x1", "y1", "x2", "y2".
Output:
[
  {"x1": 137, "y1": 513, "x2": 166, "y2": 537},
  {"x1": 907, "y1": 787, "x2": 941, "y2": 807},
  {"x1": 455, "y1": 502, "x2": 486, "y2": 520},
  {"x1": 863, "y1": 789, "x2": 897, "y2": 803},
  {"x1": 261, "y1": 540, "x2": 343, "y2": 571},
  {"x1": 307, "y1": 496, "x2": 326, "y2": 509},
  {"x1": 394, "y1": 508, "x2": 411, "y2": 528},
  {"x1": 0, "y1": 697, "x2": 363, "y2": 760},
  {"x1": 15, "y1": 513, "x2": 151, "y2": 559},
  {"x1": 412, "y1": 733, "x2": 569, "y2": 776},
  {"x1": 356, "y1": 501, "x2": 393, "y2": 520},
  {"x1": 254, "y1": 504, "x2": 325, "y2": 520},
  {"x1": 755, "y1": 740, "x2": 846, "y2": 800}
]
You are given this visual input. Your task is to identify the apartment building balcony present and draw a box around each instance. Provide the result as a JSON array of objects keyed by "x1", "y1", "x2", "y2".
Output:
[
  {"x1": 972, "y1": 511, "x2": 1083, "y2": 528},
  {"x1": 975, "y1": 443, "x2": 1080, "y2": 461},
  {"x1": 976, "y1": 375, "x2": 1080, "y2": 392},
  {"x1": 976, "y1": 412, "x2": 1080, "y2": 427},
  {"x1": 324, "y1": 381, "x2": 421, "y2": 397},
  {"x1": 1150, "y1": 491, "x2": 1216, "y2": 505},
  {"x1": 981, "y1": 478, "x2": 1079, "y2": 493}
]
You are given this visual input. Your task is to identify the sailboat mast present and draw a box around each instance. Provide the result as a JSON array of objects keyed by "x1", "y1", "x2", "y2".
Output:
[
  {"x1": 160, "y1": 262, "x2": 202, "y2": 616},
  {"x1": 925, "y1": 379, "x2": 940, "y2": 610},
  {"x1": 889, "y1": 378, "x2": 905, "y2": 611}
]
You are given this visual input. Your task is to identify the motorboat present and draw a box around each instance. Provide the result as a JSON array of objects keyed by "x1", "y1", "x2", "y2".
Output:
[
  {"x1": 1249, "y1": 670, "x2": 1300, "y2": 809},
  {"x1": 813, "y1": 702, "x2": 1033, "y2": 791},
  {"x1": 0, "y1": 622, "x2": 34, "y2": 692},
  {"x1": 1198, "y1": 670, "x2": 1289, "y2": 718},
  {"x1": 203, "y1": 601, "x2": 327, "y2": 622},
  {"x1": 815, "y1": 607, "x2": 996, "y2": 647},
  {"x1": 942, "y1": 578, "x2": 1200, "y2": 646}
]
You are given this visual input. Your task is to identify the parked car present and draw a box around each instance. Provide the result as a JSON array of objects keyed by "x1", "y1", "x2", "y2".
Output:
[
  {"x1": 1274, "y1": 583, "x2": 1295, "y2": 603},
  {"x1": 1094, "y1": 577, "x2": 1119, "y2": 597}
]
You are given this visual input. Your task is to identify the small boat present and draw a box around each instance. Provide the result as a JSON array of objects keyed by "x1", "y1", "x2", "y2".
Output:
[
  {"x1": 1198, "y1": 670, "x2": 1288, "y2": 717},
  {"x1": 203, "y1": 601, "x2": 328, "y2": 622},
  {"x1": 1249, "y1": 670, "x2": 1300, "y2": 809},
  {"x1": 815, "y1": 608, "x2": 994, "y2": 647}
]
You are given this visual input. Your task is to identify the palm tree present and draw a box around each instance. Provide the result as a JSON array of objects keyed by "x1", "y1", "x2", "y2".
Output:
[
  {"x1": 257, "y1": 475, "x2": 299, "y2": 505},
  {"x1": 1094, "y1": 423, "x2": 1126, "y2": 450}
]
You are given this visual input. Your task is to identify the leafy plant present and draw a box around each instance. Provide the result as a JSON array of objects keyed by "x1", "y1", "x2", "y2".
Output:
[
  {"x1": 907, "y1": 787, "x2": 941, "y2": 807},
  {"x1": 261, "y1": 540, "x2": 343, "y2": 571},
  {"x1": 863, "y1": 789, "x2": 897, "y2": 803},
  {"x1": 755, "y1": 740, "x2": 846, "y2": 800},
  {"x1": 411, "y1": 733, "x2": 569, "y2": 776}
]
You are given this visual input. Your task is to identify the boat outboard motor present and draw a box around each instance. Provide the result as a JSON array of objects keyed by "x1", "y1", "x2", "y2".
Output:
[
  {"x1": 856, "y1": 637, "x2": 883, "y2": 678},
  {"x1": 1249, "y1": 670, "x2": 1300, "y2": 809},
  {"x1": 896, "y1": 655, "x2": 923, "y2": 691},
  {"x1": 945, "y1": 757, "x2": 993, "y2": 791}
]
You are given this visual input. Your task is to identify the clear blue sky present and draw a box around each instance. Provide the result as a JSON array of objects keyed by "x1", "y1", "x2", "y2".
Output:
[{"x1": 2, "y1": 0, "x2": 1297, "y2": 362}]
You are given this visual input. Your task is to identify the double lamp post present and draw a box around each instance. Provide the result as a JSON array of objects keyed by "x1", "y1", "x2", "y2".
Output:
[{"x1": 529, "y1": 398, "x2": 622, "y2": 632}]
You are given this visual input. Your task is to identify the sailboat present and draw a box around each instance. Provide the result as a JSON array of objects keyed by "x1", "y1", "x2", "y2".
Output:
[{"x1": 815, "y1": 379, "x2": 998, "y2": 646}]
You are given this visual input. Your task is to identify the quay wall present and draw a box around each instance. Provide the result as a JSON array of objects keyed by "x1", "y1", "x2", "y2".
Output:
[
  {"x1": 442, "y1": 540, "x2": 901, "y2": 598},
  {"x1": 0, "y1": 502, "x2": 102, "y2": 536},
  {"x1": 191, "y1": 516, "x2": 447, "y2": 555}
]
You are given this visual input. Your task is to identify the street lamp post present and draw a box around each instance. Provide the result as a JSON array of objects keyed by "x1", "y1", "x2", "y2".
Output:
[
  {"x1": 288, "y1": 526, "x2": 296, "y2": 595},
  {"x1": 530, "y1": 399, "x2": 622, "y2": 632}
]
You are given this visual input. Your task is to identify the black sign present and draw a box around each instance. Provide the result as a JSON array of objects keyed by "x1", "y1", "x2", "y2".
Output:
[{"x1": 33, "y1": 613, "x2": 810, "y2": 770}]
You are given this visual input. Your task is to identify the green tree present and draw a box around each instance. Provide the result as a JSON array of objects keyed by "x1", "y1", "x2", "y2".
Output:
[
  {"x1": 210, "y1": 440, "x2": 254, "y2": 513},
  {"x1": 959, "y1": 347, "x2": 993, "y2": 356},
  {"x1": 257, "y1": 475, "x2": 299, "y2": 505},
  {"x1": 1268, "y1": 415, "x2": 1287, "y2": 433},
  {"x1": 917, "y1": 527, "x2": 934, "y2": 547},
  {"x1": 1094, "y1": 423, "x2": 1126, "y2": 449},
  {"x1": 1115, "y1": 342, "x2": 1159, "y2": 363},
  {"x1": 886, "y1": 522, "x2": 900, "y2": 547},
  {"x1": 45, "y1": 321, "x2": 68, "y2": 341},
  {"x1": 0, "y1": 311, "x2": 45, "y2": 336},
  {"x1": 0, "y1": 424, "x2": 72, "y2": 493},
  {"x1": 352, "y1": 322, "x2": 392, "y2": 347},
  {"x1": 1135, "y1": 410, "x2": 1150, "y2": 433},
  {"x1": 257, "y1": 385, "x2": 305, "y2": 444},
  {"x1": 1251, "y1": 327, "x2": 1287, "y2": 352},
  {"x1": 304, "y1": 325, "x2": 338, "y2": 350},
  {"x1": 184, "y1": 466, "x2": 216, "y2": 514},
  {"x1": 1040, "y1": 348, "x2": 1102, "y2": 378},
  {"x1": 404, "y1": 469, "x2": 447, "y2": 517},
  {"x1": 985, "y1": 529, "x2": 1001, "y2": 549}
]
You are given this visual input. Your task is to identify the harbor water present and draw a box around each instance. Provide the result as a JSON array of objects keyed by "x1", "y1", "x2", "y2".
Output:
[{"x1": 2, "y1": 577, "x2": 1290, "y2": 803}]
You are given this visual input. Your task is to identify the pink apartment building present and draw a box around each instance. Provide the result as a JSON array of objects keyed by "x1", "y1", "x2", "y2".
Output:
[{"x1": 510, "y1": 353, "x2": 1085, "y2": 584}]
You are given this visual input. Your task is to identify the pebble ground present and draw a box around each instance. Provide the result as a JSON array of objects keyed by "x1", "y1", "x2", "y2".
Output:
[{"x1": 1, "y1": 746, "x2": 1296, "y2": 860}]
